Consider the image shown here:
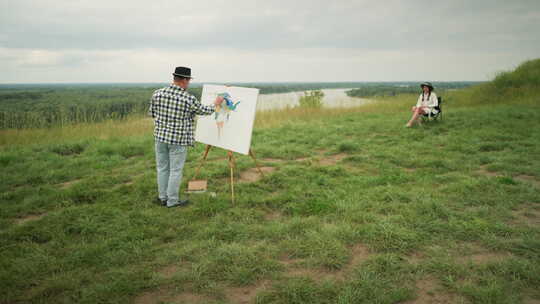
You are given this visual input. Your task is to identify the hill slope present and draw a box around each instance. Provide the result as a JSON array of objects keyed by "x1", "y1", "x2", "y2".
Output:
[{"x1": 0, "y1": 60, "x2": 539, "y2": 303}]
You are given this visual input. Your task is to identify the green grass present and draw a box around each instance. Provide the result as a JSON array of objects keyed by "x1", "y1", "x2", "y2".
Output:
[{"x1": 1, "y1": 59, "x2": 539, "y2": 303}]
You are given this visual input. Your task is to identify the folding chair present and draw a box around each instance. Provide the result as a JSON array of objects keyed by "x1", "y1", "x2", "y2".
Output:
[{"x1": 422, "y1": 96, "x2": 443, "y2": 122}]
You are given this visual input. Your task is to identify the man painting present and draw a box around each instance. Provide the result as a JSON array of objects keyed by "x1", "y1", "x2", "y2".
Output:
[{"x1": 148, "y1": 66, "x2": 222, "y2": 207}]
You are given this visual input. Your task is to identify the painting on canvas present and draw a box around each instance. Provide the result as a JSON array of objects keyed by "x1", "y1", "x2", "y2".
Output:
[{"x1": 194, "y1": 84, "x2": 259, "y2": 155}]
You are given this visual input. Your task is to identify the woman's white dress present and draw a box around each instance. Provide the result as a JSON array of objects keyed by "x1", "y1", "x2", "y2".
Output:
[{"x1": 415, "y1": 92, "x2": 439, "y2": 116}]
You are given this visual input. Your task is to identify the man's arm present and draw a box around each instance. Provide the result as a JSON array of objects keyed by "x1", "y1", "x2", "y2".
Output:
[
  {"x1": 148, "y1": 95, "x2": 156, "y2": 118},
  {"x1": 188, "y1": 95, "x2": 223, "y2": 115}
]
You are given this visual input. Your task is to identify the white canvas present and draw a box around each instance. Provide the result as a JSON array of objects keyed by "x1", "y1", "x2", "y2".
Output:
[{"x1": 194, "y1": 84, "x2": 259, "y2": 155}]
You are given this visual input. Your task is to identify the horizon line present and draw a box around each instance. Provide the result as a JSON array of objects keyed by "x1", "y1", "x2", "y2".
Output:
[{"x1": 0, "y1": 80, "x2": 486, "y2": 85}]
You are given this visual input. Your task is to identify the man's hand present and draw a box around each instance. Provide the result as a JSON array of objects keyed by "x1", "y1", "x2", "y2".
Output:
[{"x1": 214, "y1": 96, "x2": 224, "y2": 106}]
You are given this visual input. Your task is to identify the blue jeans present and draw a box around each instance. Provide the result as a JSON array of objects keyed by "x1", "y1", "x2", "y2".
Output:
[{"x1": 155, "y1": 140, "x2": 188, "y2": 205}]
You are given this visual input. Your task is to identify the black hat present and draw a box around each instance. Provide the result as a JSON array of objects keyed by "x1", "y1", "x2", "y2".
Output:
[
  {"x1": 420, "y1": 82, "x2": 434, "y2": 90},
  {"x1": 172, "y1": 66, "x2": 193, "y2": 78}
]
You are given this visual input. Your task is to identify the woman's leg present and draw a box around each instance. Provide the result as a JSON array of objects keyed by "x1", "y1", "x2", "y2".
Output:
[
  {"x1": 407, "y1": 108, "x2": 424, "y2": 127},
  {"x1": 416, "y1": 107, "x2": 429, "y2": 124}
]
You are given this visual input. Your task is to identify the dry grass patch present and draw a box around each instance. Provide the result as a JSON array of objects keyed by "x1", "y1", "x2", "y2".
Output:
[
  {"x1": 225, "y1": 280, "x2": 272, "y2": 304},
  {"x1": 514, "y1": 175, "x2": 540, "y2": 187},
  {"x1": 457, "y1": 243, "x2": 512, "y2": 265},
  {"x1": 261, "y1": 158, "x2": 286, "y2": 163},
  {"x1": 405, "y1": 251, "x2": 426, "y2": 265},
  {"x1": 509, "y1": 203, "x2": 540, "y2": 227},
  {"x1": 134, "y1": 267, "x2": 207, "y2": 304},
  {"x1": 238, "y1": 167, "x2": 275, "y2": 183},
  {"x1": 523, "y1": 296, "x2": 540, "y2": 304},
  {"x1": 278, "y1": 256, "x2": 326, "y2": 280},
  {"x1": 404, "y1": 276, "x2": 466, "y2": 304},
  {"x1": 465, "y1": 252, "x2": 512, "y2": 264},
  {"x1": 279, "y1": 255, "x2": 304, "y2": 267},
  {"x1": 347, "y1": 244, "x2": 371, "y2": 269},
  {"x1": 134, "y1": 288, "x2": 208, "y2": 304},
  {"x1": 346, "y1": 165, "x2": 380, "y2": 176},
  {"x1": 157, "y1": 264, "x2": 180, "y2": 280},
  {"x1": 315, "y1": 149, "x2": 330, "y2": 154},
  {"x1": 168, "y1": 293, "x2": 208, "y2": 304},
  {"x1": 264, "y1": 210, "x2": 283, "y2": 221},
  {"x1": 15, "y1": 213, "x2": 47, "y2": 225},
  {"x1": 123, "y1": 172, "x2": 145, "y2": 186},
  {"x1": 319, "y1": 153, "x2": 348, "y2": 166},
  {"x1": 475, "y1": 165, "x2": 500, "y2": 178},
  {"x1": 279, "y1": 257, "x2": 335, "y2": 282},
  {"x1": 279, "y1": 243, "x2": 372, "y2": 282},
  {"x1": 58, "y1": 178, "x2": 82, "y2": 189},
  {"x1": 333, "y1": 243, "x2": 371, "y2": 281},
  {"x1": 285, "y1": 267, "x2": 331, "y2": 281},
  {"x1": 0, "y1": 116, "x2": 153, "y2": 147}
]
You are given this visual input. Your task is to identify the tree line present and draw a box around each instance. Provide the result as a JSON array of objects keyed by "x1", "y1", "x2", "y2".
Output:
[{"x1": 0, "y1": 82, "x2": 481, "y2": 129}]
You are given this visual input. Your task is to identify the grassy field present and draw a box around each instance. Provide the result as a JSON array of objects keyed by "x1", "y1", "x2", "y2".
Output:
[{"x1": 1, "y1": 60, "x2": 539, "y2": 304}]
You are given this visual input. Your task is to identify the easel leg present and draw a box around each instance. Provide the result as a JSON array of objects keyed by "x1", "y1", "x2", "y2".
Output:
[
  {"x1": 249, "y1": 149, "x2": 265, "y2": 177},
  {"x1": 193, "y1": 145, "x2": 212, "y2": 180},
  {"x1": 227, "y1": 151, "x2": 236, "y2": 204}
]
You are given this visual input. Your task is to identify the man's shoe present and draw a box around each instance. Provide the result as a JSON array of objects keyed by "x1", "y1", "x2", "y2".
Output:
[
  {"x1": 154, "y1": 197, "x2": 167, "y2": 206},
  {"x1": 167, "y1": 200, "x2": 190, "y2": 208}
]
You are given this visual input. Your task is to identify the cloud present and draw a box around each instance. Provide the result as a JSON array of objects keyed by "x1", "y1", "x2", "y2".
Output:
[
  {"x1": 1, "y1": 46, "x2": 536, "y2": 83},
  {"x1": 2, "y1": 0, "x2": 539, "y2": 51},
  {"x1": 0, "y1": 0, "x2": 539, "y2": 82}
]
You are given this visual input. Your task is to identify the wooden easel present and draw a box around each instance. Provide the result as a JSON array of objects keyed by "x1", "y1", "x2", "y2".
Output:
[{"x1": 191, "y1": 145, "x2": 265, "y2": 203}]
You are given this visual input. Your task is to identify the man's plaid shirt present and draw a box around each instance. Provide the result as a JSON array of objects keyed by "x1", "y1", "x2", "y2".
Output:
[{"x1": 149, "y1": 84, "x2": 215, "y2": 146}]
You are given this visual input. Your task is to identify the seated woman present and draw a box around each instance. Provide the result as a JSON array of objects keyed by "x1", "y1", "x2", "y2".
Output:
[{"x1": 406, "y1": 82, "x2": 438, "y2": 127}]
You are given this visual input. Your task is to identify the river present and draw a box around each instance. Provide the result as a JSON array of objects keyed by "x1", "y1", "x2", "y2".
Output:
[{"x1": 256, "y1": 88, "x2": 372, "y2": 111}]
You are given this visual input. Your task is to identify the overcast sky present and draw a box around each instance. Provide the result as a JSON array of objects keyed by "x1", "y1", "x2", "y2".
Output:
[{"x1": 1, "y1": 0, "x2": 539, "y2": 83}]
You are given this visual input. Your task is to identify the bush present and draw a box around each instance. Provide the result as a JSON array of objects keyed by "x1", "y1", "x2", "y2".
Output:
[
  {"x1": 50, "y1": 142, "x2": 87, "y2": 156},
  {"x1": 298, "y1": 90, "x2": 324, "y2": 108},
  {"x1": 338, "y1": 141, "x2": 359, "y2": 152},
  {"x1": 492, "y1": 59, "x2": 540, "y2": 89}
]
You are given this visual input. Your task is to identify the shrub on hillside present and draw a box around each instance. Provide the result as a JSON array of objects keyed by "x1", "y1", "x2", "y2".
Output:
[
  {"x1": 492, "y1": 59, "x2": 540, "y2": 89},
  {"x1": 299, "y1": 90, "x2": 324, "y2": 108},
  {"x1": 50, "y1": 142, "x2": 87, "y2": 156}
]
